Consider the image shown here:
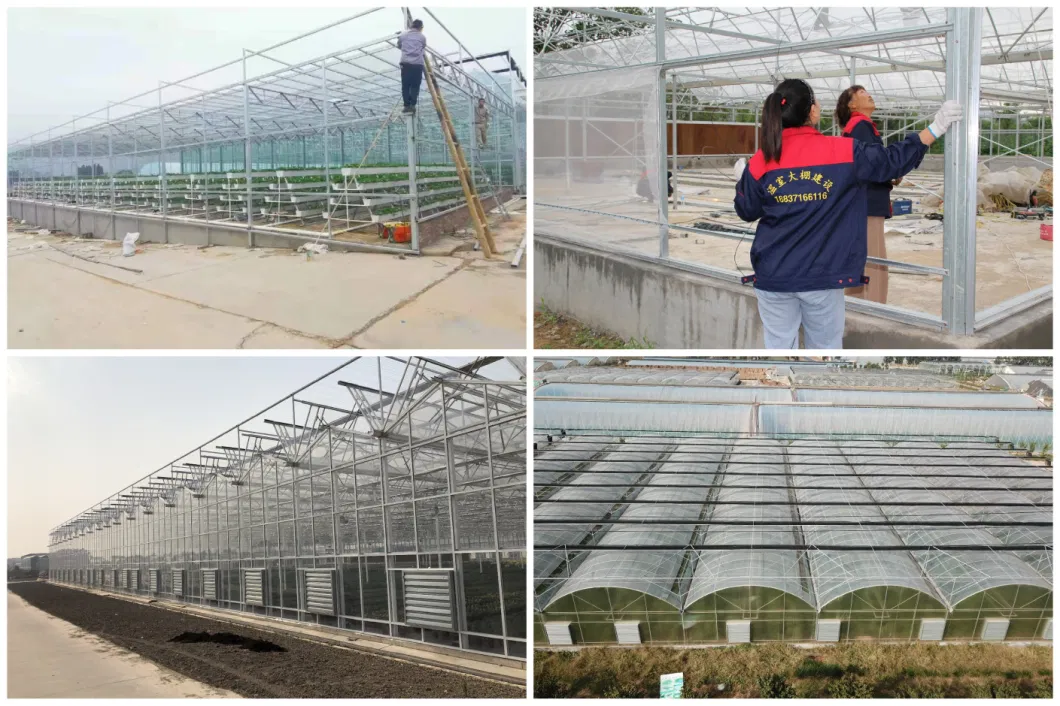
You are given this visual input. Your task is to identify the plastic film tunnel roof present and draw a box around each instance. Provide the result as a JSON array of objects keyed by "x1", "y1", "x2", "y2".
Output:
[
  {"x1": 537, "y1": 366, "x2": 739, "y2": 385},
  {"x1": 794, "y1": 388, "x2": 1043, "y2": 409},
  {"x1": 684, "y1": 439, "x2": 815, "y2": 609},
  {"x1": 534, "y1": 373, "x2": 1053, "y2": 615},
  {"x1": 537, "y1": 382, "x2": 792, "y2": 403},
  {"x1": 545, "y1": 446, "x2": 724, "y2": 610}
]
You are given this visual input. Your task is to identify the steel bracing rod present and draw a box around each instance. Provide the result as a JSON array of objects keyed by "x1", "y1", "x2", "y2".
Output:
[
  {"x1": 534, "y1": 543, "x2": 1052, "y2": 551},
  {"x1": 13, "y1": 26, "x2": 515, "y2": 155},
  {"x1": 536, "y1": 519, "x2": 1051, "y2": 527},
  {"x1": 422, "y1": 7, "x2": 511, "y2": 99},
  {"x1": 580, "y1": 6, "x2": 944, "y2": 76},
  {"x1": 535, "y1": 483, "x2": 1051, "y2": 492},
  {"x1": 534, "y1": 203, "x2": 949, "y2": 276},
  {"x1": 537, "y1": 499, "x2": 1049, "y2": 507},
  {"x1": 49, "y1": 356, "x2": 360, "y2": 534},
  {"x1": 532, "y1": 461, "x2": 1043, "y2": 469},
  {"x1": 8, "y1": 9, "x2": 386, "y2": 149},
  {"x1": 544, "y1": 12, "x2": 953, "y2": 73}
]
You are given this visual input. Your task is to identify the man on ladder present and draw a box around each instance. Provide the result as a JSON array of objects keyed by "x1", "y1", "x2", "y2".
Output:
[
  {"x1": 398, "y1": 19, "x2": 426, "y2": 114},
  {"x1": 475, "y1": 97, "x2": 490, "y2": 148}
]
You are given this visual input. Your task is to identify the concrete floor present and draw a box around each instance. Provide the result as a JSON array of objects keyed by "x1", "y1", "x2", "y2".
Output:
[
  {"x1": 7, "y1": 208, "x2": 526, "y2": 349},
  {"x1": 6, "y1": 590, "x2": 237, "y2": 698}
]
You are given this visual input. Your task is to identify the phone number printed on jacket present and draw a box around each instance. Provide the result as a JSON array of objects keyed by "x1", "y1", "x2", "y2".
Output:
[{"x1": 766, "y1": 170, "x2": 832, "y2": 204}]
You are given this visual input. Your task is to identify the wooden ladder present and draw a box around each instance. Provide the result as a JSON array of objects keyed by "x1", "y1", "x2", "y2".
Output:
[{"x1": 423, "y1": 56, "x2": 497, "y2": 258}]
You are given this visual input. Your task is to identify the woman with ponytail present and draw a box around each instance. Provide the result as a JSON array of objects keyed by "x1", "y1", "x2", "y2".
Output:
[
  {"x1": 733, "y1": 78, "x2": 961, "y2": 349},
  {"x1": 837, "y1": 85, "x2": 892, "y2": 304}
]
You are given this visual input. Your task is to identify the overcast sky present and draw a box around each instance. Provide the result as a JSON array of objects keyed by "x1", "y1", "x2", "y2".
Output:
[
  {"x1": 7, "y1": 6, "x2": 528, "y2": 144},
  {"x1": 7, "y1": 356, "x2": 522, "y2": 557}
]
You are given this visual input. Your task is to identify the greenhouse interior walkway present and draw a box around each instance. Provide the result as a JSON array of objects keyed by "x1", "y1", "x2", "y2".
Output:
[{"x1": 7, "y1": 590, "x2": 237, "y2": 698}]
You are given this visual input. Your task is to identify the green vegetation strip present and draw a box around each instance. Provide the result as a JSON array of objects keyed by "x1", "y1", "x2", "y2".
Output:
[{"x1": 535, "y1": 643, "x2": 1052, "y2": 699}]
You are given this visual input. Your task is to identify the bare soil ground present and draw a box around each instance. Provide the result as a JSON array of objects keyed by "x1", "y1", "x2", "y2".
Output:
[{"x1": 8, "y1": 582, "x2": 523, "y2": 699}]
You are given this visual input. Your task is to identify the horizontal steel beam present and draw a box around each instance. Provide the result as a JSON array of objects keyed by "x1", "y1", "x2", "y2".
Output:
[{"x1": 535, "y1": 543, "x2": 1051, "y2": 551}]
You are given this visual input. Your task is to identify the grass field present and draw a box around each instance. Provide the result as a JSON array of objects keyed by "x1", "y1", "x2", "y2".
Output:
[{"x1": 534, "y1": 643, "x2": 1053, "y2": 698}]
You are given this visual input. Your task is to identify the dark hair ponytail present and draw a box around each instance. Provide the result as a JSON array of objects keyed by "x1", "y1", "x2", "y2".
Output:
[
  {"x1": 759, "y1": 79, "x2": 815, "y2": 162},
  {"x1": 835, "y1": 84, "x2": 866, "y2": 130}
]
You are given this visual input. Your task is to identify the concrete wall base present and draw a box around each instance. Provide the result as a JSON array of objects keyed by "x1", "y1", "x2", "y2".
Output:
[
  {"x1": 9, "y1": 199, "x2": 409, "y2": 253},
  {"x1": 535, "y1": 235, "x2": 1051, "y2": 349}
]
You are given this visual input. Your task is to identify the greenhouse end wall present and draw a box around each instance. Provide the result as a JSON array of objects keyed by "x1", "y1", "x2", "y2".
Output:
[{"x1": 50, "y1": 378, "x2": 527, "y2": 660}]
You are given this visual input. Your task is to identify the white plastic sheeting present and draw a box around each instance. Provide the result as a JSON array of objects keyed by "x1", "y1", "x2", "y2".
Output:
[
  {"x1": 792, "y1": 371, "x2": 959, "y2": 389},
  {"x1": 879, "y1": 443, "x2": 1053, "y2": 580},
  {"x1": 538, "y1": 383, "x2": 793, "y2": 403},
  {"x1": 759, "y1": 405, "x2": 1052, "y2": 447},
  {"x1": 794, "y1": 388, "x2": 1042, "y2": 409},
  {"x1": 535, "y1": 444, "x2": 665, "y2": 590},
  {"x1": 986, "y1": 374, "x2": 1053, "y2": 392},
  {"x1": 787, "y1": 440, "x2": 942, "y2": 608},
  {"x1": 535, "y1": 438, "x2": 617, "y2": 485},
  {"x1": 536, "y1": 65, "x2": 663, "y2": 256},
  {"x1": 685, "y1": 440, "x2": 815, "y2": 609},
  {"x1": 536, "y1": 399, "x2": 753, "y2": 434},
  {"x1": 538, "y1": 366, "x2": 738, "y2": 385},
  {"x1": 845, "y1": 442, "x2": 1052, "y2": 608},
  {"x1": 544, "y1": 446, "x2": 725, "y2": 610}
]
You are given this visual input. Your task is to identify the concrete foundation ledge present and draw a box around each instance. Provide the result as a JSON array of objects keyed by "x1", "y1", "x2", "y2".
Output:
[
  {"x1": 534, "y1": 235, "x2": 1051, "y2": 349},
  {"x1": 46, "y1": 581, "x2": 525, "y2": 686}
]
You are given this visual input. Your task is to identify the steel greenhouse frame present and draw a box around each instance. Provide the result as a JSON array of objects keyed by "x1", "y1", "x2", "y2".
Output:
[
  {"x1": 48, "y1": 356, "x2": 528, "y2": 659},
  {"x1": 532, "y1": 371, "x2": 1052, "y2": 646},
  {"x1": 8, "y1": 8, "x2": 527, "y2": 255},
  {"x1": 533, "y1": 7, "x2": 1052, "y2": 336}
]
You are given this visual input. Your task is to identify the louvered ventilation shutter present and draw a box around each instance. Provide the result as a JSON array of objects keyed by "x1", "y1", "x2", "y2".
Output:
[
  {"x1": 614, "y1": 621, "x2": 642, "y2": 644},
  {"x1": 981, "y1": 618, "x2": 1009, "y2": 641},
  {"x1": 148, "y1": 569, "x2": 160, "y2": 593},
  {"x1": 403, "y1": 570, "x2": 455, "y2": 630},
  {"x1": 919, "y1": 619, "x2": 946, "y2": 641},
  {"x1": 118, "y1": 570, "x2": 126, "y2": 589},
  {"x1": 301, "y1": 569, "x2": 337, "y2": 616},
  {"x1": 173, "y1": 570, "x2": 185, "y2": 596},
  {"x1": 727, "y1": 620, "x2": 751, "y2": 644},
  {"x1": 127, "y1": 569, "x2": 139, "y2": 591},
  {"x1": 203, "y1": 569, "x2": 218, "y2": 599},
  {"x1": 244, "y1": 570, "x2": 266, "y2": 606},
  {"x1": 544, "y1": 622, "x2": 574, "y2": 646},
  {"x1": 816, "y1": 619, "x2": 841, "y2": 642}
]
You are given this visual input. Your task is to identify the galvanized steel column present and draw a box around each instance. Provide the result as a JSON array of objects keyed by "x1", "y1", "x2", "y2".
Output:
[
  {"x1": 159, "y1": 84, "x2": 166, "y2": 218},
  {"x1": 323, "y1": 58, "x2": 332, "y2": 239},
  {"x1": 941, "y1": 7, "x2": 982, "y2": 335},
  {"x1": 242, "y1": 50, "x2": 253, "y2": 245},
  {"x1": 671, "y1": 71, "x2": 678, "y2": 211},
  {"x1": 656, "y1": 7, "x2": 669, "y2": 258},
  {"x1": 406, "y1": 113, "x2": 420, "y2": 251}
]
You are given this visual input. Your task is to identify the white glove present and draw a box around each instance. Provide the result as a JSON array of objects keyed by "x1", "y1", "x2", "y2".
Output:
[
  {"x1": 928, "y1": 100, "x2": 963, "y2": 138},
  {"x1": 733, "y1": 157, "x2": 747, "y2": 182}
]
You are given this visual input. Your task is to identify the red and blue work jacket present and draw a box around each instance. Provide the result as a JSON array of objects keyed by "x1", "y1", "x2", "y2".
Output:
[
  {"x1": 843, "y1": 112, "x2": 894, "y2": 219},
  {"x1": 734, "y1": 126, "x2": 927, "y2": 292}
]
